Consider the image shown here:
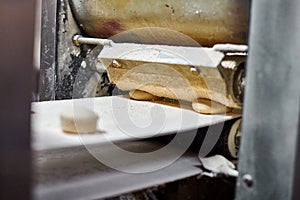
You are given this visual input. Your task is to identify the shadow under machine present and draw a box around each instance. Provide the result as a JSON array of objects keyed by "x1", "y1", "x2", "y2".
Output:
[{"x1": 37, "y1": 0, "x2": 251, "y2": 199}]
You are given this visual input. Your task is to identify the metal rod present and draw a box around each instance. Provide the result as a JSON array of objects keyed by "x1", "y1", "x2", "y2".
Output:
[
  {"x1": 73, "y1": 35, "x2": 114, "y2": 47},
  {"x1": 74, "y1": 35, "x2": 248, "y2": 54}
]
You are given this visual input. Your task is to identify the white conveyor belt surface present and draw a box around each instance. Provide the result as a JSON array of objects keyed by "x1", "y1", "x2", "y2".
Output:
[{"x1": 32, "y1": 96, "x2": 238, "y2": 151}]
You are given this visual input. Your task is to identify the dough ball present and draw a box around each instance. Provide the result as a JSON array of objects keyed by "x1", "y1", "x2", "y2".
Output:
[{"x1": 60, "y1": 106, "x2": 98, "y2": 134}]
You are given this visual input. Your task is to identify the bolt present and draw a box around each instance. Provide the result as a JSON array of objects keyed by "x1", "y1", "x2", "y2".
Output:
[
  {"x1": 190, "y1": 67, "x2": 201, "y2": 74},
  {"x1": 112, "y1": 60, "x2": 122, "y2": 68},
  {"x1": 243, "y1": 174, "x2": 254, "y2": 187}
]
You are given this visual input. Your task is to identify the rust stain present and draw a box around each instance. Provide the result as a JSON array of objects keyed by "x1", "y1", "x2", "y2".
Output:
[{"x1": 99, "y1": 19, "x2": 125, "y2": 38}]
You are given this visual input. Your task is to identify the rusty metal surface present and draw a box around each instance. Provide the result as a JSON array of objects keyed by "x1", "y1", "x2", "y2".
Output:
[
  {"x1": 0, "y1": 0, "x2": 35, "y2": 199},
  {"x1": 70, "y1": 0, "x2": 249, "y2": 47}
]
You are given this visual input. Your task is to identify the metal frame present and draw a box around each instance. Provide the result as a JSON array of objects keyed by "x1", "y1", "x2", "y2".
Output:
[
  {"x1": 236, "y1": 0, "x2": 300, "y2": 199},
  {"x1": 0, "y1": 0, "x2": 35, "y2": 199}
]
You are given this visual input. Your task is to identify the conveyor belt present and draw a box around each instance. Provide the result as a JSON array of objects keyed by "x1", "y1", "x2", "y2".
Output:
[
  {"x1": 31, "y1": 96, "x2": 239, "y2": 151},
  {"x1": 34, "y1": 142, "x2": 203, "y2": 200}
]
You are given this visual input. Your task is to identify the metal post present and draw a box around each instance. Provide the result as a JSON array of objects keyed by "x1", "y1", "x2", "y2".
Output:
[
  {"x1": 0, "y1": 0, "x2": 35, "y2": 199},
  {"x1": 39, "y1": 0, "x2": 57, "y2": 101},
  {"x1": 236, "y1": 0, "x2": 300, "y2": 199}
]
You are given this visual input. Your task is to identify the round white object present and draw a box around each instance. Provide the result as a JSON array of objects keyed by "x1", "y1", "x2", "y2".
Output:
[
  {"x1": 227, "y1": 119, "x2": 241, "y2": 158},
  {"x1": 60, "y1": 106, "x2": 98, "y2": 134}
]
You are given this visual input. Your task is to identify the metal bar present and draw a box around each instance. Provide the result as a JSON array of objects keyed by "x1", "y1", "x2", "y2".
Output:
[
  {"x1": 74, "y1": 35, "x2": 249, "y2": 53},
  {"x1": 0, "y1": 0, "x2": 35, "y2": 199},
  {"x1": 73, "y1": 35, "x2": 113, "y2": 47},
  {"x1": 39, "y1": 0, "x2": 57, "y2": 101},
  {"x1": 236, "y1": 0, "x2": 300, "y2": 199}
]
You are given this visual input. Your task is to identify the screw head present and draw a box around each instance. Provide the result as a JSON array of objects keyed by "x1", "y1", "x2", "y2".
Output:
[{"x1": 243, "y1": 174, "x2": 254, "y2": 187}]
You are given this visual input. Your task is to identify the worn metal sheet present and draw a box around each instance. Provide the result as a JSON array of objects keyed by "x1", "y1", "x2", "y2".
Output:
[{"x1": 235, "y1": 0, "x2": 300, "y2": 199}]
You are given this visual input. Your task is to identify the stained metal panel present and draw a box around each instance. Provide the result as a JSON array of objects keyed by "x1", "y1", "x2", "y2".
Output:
[{"x1": 70, "y1": 0, "x2": 249, "y2": 47}]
